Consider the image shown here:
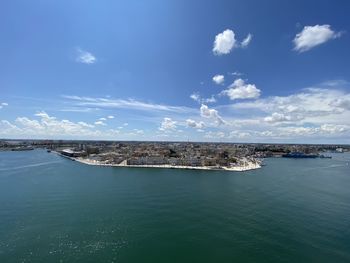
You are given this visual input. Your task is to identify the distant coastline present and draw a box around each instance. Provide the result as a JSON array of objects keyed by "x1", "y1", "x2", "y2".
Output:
[{"x1": 2, "y1": 140, "x2": 347, "y2": 173}]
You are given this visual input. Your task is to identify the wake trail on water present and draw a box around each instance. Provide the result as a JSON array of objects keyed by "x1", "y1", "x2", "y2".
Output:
[
  {"x1": 304, "y1": 164, "x2": 348, "y2": 171},
  {"x1": 0, "y1": 161, "x2": 63, "y2": 171}
]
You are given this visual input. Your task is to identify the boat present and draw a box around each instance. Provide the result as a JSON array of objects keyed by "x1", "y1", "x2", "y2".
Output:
[
  {"x1": 319, "y1": 154, "x2": 332, "y2": 159},
  {"x1": 282, "y1": 152, "x2": 318, "y2": 158}
]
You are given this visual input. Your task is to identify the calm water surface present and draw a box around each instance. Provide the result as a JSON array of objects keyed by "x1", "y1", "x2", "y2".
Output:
[{"x1": 0, "y1": 149, "x2": 350, "y2": 263}]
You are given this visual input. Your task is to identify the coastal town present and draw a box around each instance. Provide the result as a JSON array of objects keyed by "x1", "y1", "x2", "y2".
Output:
[{"x1": 1, "y1": 139, "x2": 348, "y2": 171}]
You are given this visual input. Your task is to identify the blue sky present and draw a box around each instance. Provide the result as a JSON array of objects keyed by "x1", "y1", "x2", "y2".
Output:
[{"x1": 1, "y1": 0, "x2": 350, "y2": 143}]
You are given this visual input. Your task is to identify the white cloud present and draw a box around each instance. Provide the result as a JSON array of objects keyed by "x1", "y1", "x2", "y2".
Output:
[
  {"x1": 212, "y1": 74, "x2": 225, "y2": 85},
  {"x1": 330, "y1": 98, "x2": 350, "y2": 111},
  {"x1": 241, "y1": 33, "x2": 252, "y2": 47},
  {"x1": 229, "y1": 71, "x2": 243, "y2": 76},
  {"x1": 94, "y1": 121, "x2": 106, "y2": 126},
  {"x1": 34, "y1": 111, "x2": 54, "y2": 119},
  {"x1": 190, "y1": 93, "x2": 201, "y2": 103},
  {"x1": 262, "y1": 124, "x2": 349, "y2": 138},
  {"x1": 99, "y1": 117, "x2": 107, "y2": 121},
  {"x1": 213, "y1": 29, "x2": 236, "y2": 55},
  {"x1": 233, "y1": 87, "x2": 350, "y2": 125},
  {"x1": 63, "y1": 95, "x2": 194, "y2": 114},
  {"x1": 190, "y1": 93, "x2": 216, "y2": 104},
  {"x1": 210, "y1": 81, "x2": 350, "y2": 143},
  {"x1": 204, "y1": 131, "x2": 225, "y2": 139},
  {"x1": 319, "y1": 124, "x2": 348, "y2": 134},
  {"x1": 123, "y1": 122, "x2": 128, "y2": 126},
  {"x1": 1, "y1": 120, "x2": 19, "y2": 129},
  {"x1": 0, "y1": 112, "x2": 136, "y2": 140},
  {"x1": 293, "y1": 24, "x2": 342, "y2": 52},
  {"x1": 78, "y1": 121, "x2": 94, "y2": 128},
  {"x1": 228, "y1": 131, "x2": 251, "y2": 139},
  {"x1": 213, "y1": 29, "x2": 252, "y2": 55},
  {"x1": 107, "y1": 115, "x2": 114, "y2": 119},
  {"x1": 159, "y1": 117, "x2": 177, "y2": 131},
  {"x1": 0, "y1": 112, "x2": 108, "y2": 138},
  {"x1": 16, "y1": 117, "x2": 43, "y2": 131},
  {"x1": 1, "y1": 102, "x2": 9, "y2": 109},
  {"x1": 204, "y1": 96, "x2": 216, "y2": 103},
  {"x1": 200, "y1": 104, "x2": 225, "y2": 126},
  {"x1": 76, "y1": 48, "x2": 96, "y2": 64},
  {"x1": 132, "y1": 129, "x2": 144, "y2": 135},
  {"x1": 186, "y1": 119, "x2": 205, "y2": 129},
  {"x1": 59, "y1": 107, "x2": 100, "y2": 113},
  {"x1": 264, "y1": 112, "x2": 292, "y2": 123},
  {"x1": 3, "y1": 80, "x2": 349, "y2": 143},
  {"x1": 221, "y1": 78, "x2": 261, "y2": 100}
]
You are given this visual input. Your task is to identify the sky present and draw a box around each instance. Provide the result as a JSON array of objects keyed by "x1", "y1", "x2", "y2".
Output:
[{"x1": 1, "y1": 0, "x2": 350, "y2": 143}]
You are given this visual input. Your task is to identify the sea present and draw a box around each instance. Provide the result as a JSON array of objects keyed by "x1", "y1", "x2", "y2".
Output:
[{"x1": 0, "y1": 149, "x2": 350, "y2": 263}]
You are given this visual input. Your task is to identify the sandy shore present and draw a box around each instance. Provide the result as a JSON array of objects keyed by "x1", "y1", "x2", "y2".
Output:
[{"x1": 68, "y1": 156, "x2": 262, "y2": 172}]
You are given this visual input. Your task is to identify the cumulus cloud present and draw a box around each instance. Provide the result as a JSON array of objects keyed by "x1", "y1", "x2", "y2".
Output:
[
  {"x1": 200, "y1": 104, "x2": 225, "y2": 126},
  {"x1": 76, "y1": 48, "x2": 96, "y2": 64},
  {"x1": 240, "y1": 88, "x2": 345, "y2": 112},
  {"x1": 263, "y1": 124, "x2": 349, "y2": 138},
  {"x1": 186, "y1": 119, "x2": 205, "y2": 129},
  {"x1": 0, "y1": 112, "x2": 135, "y2": 140},
  {"x1": 190, "y1": 93, "x2": 201, "y2": 103},
  {"x1": 221, "y1": 78, "x2": 261, "y2": 100},
  {"x1": 293, "y1": 24, "x2": 342, "y2": 52},
  {"x1": 99, "y1": 117, "x2": 107, "y2": 121},
  {"x1": 94, "y1": 121, "x2": 106, "y2": 126},
  {"x1": 107, "y1": 115, "x2": 114, "y2": 119},
  {"x1": 3, "y1": 112, "x2": 98, "y2": 137},
  {"x1": 231, "y1": 86, "x2": 350, "y2": 128},
  {"x1": 229, "y1": 71, "x2": 243, "y2": 76},
  {"x1": 190, "y1": 93, "x2": 216, "y2": 104},
  {"x1": 213, "y1": 29, "x2": 236, "y2": 55},
  {"x1": 78, "y1": 121, "x2": 94, "y2": 128},
  {"x1": 204, "y1": 96, "x2": 217, "y2": 103},
  {"x1": 212, "y1": 74, "x2": 225, "y2": 85},
  {"x1": 213, "y1": 29, "x2": 252, "y2": 55},
  {"x1": 330, "y1": 98, "x2": 350, "y2": 111},
  {"x1": 264, "y1": 112, "x2": 292, "y2": 123},
  {"x1": 16, "y1": 117, "x2": 43, "y2": 131},
  {"x1": 319, "y1": 124, "x2": 348, "y2": 134},
  {"x1": 0, "y1": 120, "x2": 19, "y2": 130},
  {"x1": 241, "y1": 33, "x2": 252, "y2": 47},
  {"x1": 159, "y1": 117, "x2": 177, "y2": 131}
]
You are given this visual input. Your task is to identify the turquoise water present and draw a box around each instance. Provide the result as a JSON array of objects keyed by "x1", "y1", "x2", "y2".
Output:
[{"x1": 0, "y1": 149, "x2": 350, "y2": 263}]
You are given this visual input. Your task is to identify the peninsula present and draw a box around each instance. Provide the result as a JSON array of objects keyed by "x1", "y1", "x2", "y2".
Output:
[{"x1": 1, "y1": 139, "x2": 348, "y2": 172}]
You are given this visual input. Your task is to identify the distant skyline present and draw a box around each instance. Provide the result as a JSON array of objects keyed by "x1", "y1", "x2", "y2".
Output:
[{"x1": 1, "y1": 0, "x2": 350, "y2": 143}]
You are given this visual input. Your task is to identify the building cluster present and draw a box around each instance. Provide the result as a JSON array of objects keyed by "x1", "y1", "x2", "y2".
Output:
[
  {"x1": 56, "y1": 142, "x2": 261, "y2": 167},
  {"x1": 0, "y1": 139, "x2": 349, "y2": 167}
]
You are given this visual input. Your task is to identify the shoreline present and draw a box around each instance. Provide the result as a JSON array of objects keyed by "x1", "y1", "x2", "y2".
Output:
[{"x1": 55, "y1": 152, "x2": 261, "y2": 172}]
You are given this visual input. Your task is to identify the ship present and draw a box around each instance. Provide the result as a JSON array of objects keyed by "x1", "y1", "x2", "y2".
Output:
[{"x1": 282, "y1": 152, "x2": 318, "y2": 158}]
